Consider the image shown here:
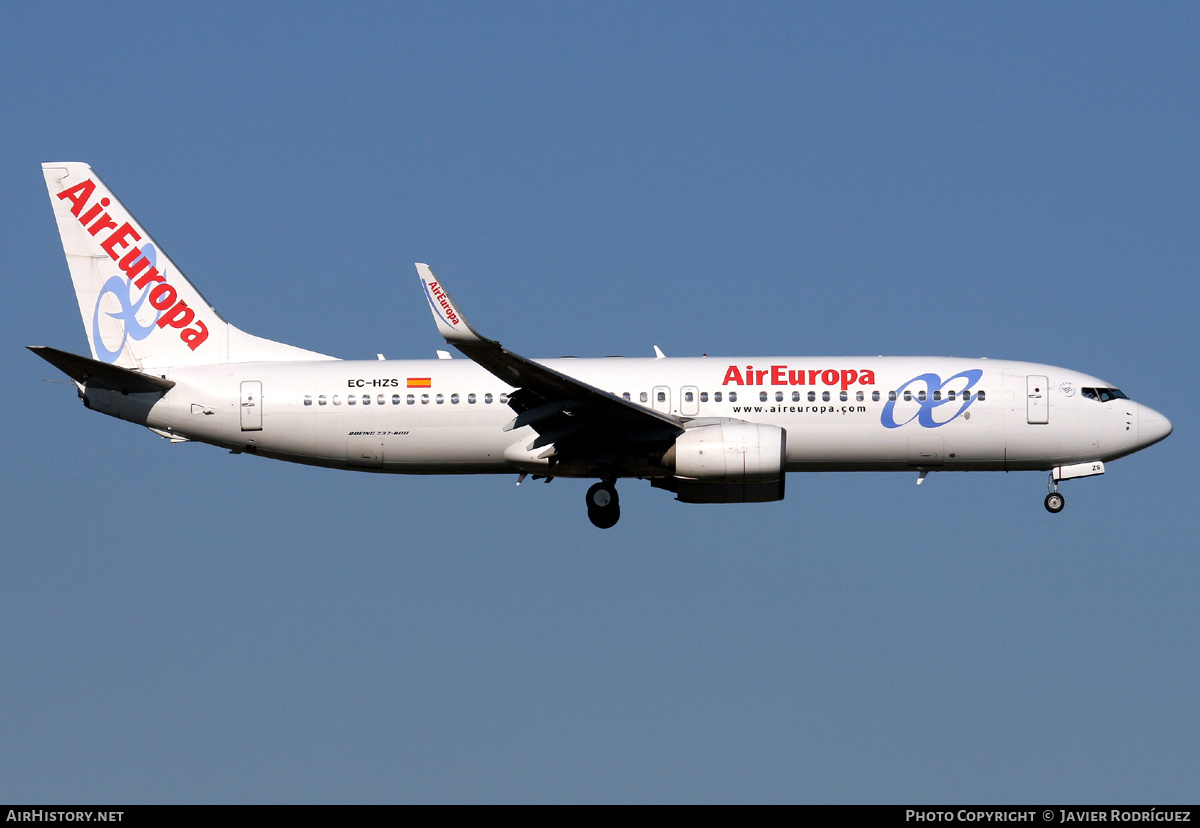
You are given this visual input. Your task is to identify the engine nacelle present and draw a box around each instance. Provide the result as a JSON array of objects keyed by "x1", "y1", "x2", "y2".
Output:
[
  {"x1": 668, "y1": 422, "x2": 786, "y2": 481},
  {"x1": 657, "y1": 422, "x2": 787, "y2": 503}
]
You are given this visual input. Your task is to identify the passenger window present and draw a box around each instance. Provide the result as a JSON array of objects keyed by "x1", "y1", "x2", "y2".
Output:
[
  {"x1": 775, "y1": 392, "x2": 784, "y2": 402},
  {"x1": 822, "y1": 391, "x2": 830, "y2": 402},
  {"x1": 933, "y1": 391, "x2": 941, "y2": 401},
  {"x1": 468, "y1": 393, "x2": 476, "y2": 404},
  {"x1": 640, "y1": 392, "x2": 648, "y2": 403},
  {"x1": 348, "y1": 395, "x2": 357, "y2": 405},
  {"x1": 856, "y1": 391, "x2": 863, "y2": 402},
  {"x1": 319, "y1": 395, "x2": 327, "y2": 406},
  {"x1": 684, "y1": 391, "x2": 694, "y2": 403},
  {"x1": 728, "y1": 392, "x2": 737, "y2": 402},
  {"x1": 889, "y1": 391, "x2": 897, "y2": 401},
  {"x1": 839, "y1": 391, "x2": 847, "y2": 402},
  {"x1": 714, "y1": 392, "x2": 722, "y2": 402},
  {"x1": 485, "y1": 393, "x2": 494, "y2": 404},
  {"x1": 436, "y1": 394, "x2": 444, "y2": 404},
  {"x1": 947, "y1": 391, "x2": 956, "y2": 401},
  {"x1": 760, "y1": 392, "x2": 768, "y2": 402},
  {"x1": 977, "y1": 390, "x2": 986, "y2": 401},
  {"x1": 333, "y1": 395, "x2": 341, "y2": 405},
  {"x1": 451, "y1": 394, "x2": 460, "y2": 404},
  {"x1": 903, "y1": 391, "x2": 912, "y2": 402},
  {"x1": 657, "y1": 391, "x2": 666, "y2": 403},
  {"x1": 499, "y1": 394, "x2": 509, "y2": 404},
  {"x1": 808, "y1": 391, "x2": 816, "y2": 402},
  {"x1": 792, "y1": 391, "x2": 800, "y2": 402},
  {"x1": 917, "y1": 391, "x2": 926, "y2": 402},
  {"x1": 362, "y1": 395, "x2": 371, "y2": 405},
  {"x1": 407, "y1": 394, "x2": 415, "y2": 405},
  {"x1": 377, "y1": 394, "x2": 385, "y2": 405},
  {"x1": 963, "y1": 390, "x2": 971, "y2": 401},
  {"x1": 872, "y1": 391, "x2": 880, "y2": 402},
  {"x1": 623, "y1": 392, "x2": 631, "y2": 401},
  {"x1": 392, "y1": 394, "x2": 400, "y2": 405},
  {"x1": 700, "y1": 392, "x2": 709, "y2": 403},
  {"x1": 421, "y1": 394, "x2": 429, "y2": 404},
  {"x1": 304, "y1": 395, "x2": 312, "y2": 406}
]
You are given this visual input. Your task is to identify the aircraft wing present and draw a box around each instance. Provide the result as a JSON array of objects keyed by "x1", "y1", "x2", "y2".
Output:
[{"x1": 416, "y1": 265, "x2": 684, "y2": 463}]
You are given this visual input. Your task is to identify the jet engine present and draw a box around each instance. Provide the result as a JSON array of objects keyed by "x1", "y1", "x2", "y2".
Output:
[{"x1": 656, "y1": 422, "x2": 787, "y2": 503}]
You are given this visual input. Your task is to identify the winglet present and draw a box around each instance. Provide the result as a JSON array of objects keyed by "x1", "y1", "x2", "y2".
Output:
[{"x1": 416, "y1": 263, "x2": 487, "y2": 344}]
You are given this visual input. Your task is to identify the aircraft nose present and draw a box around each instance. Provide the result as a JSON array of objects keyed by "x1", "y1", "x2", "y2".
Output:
[{"x1": 1138, "y1": 404, "x2": 1173, "y2": 448}]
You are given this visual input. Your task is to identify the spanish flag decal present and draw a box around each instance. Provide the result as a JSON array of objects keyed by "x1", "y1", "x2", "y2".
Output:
[{"x1": 407, "y1": 377, "x2": 432, "y2": 388}]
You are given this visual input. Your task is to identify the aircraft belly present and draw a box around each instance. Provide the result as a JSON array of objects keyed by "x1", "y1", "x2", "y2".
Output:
[
  {"x1": 781, "y1": 410, "x2": 1011, "y2": 470},
  {"x1": 232, "y1": 402, "x2": 512, "y2": 469},
  {"x1": 379, "y1": 426, "x2": 506, "y2": 468},
  {"x1": 945, "y1": 413, "x2": 1005, "y2": 465},
  {"x1": 786, "y1": 423, "x2": 905, "y2": 465}
]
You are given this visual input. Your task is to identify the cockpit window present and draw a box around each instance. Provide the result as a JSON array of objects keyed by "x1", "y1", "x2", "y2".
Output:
[{"x1": 1082, "y1": 387, "x2": 1129, "y2": 402}]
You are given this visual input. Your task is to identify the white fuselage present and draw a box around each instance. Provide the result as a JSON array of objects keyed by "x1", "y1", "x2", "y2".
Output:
[{"x1": 89, "y1": 355, "x2": 1166, "y2": 478}]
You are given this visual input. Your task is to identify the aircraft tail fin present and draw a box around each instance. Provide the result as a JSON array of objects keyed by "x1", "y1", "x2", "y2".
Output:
[{"x1": 42, "y1": 163, "x2": 334, "y2": 369}]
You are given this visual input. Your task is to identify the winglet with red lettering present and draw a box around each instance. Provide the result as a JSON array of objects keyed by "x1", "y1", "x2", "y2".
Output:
[{"x1": 415, "y1": 263, "x2": 489, "y2": 344}]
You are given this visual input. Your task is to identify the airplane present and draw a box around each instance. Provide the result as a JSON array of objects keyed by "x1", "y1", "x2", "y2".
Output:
[{"x1": 31, "y1": 162, "x2": 1173, "y2": 528}]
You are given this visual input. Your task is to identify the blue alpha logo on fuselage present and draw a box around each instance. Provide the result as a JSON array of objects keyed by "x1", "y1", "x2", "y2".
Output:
[{"x1": 880, "y1": 369, "x2": 983, "y2": 429}]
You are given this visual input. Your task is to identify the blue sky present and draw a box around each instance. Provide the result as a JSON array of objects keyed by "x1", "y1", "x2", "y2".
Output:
[{"x1": 2, "y1": 2, "x2": 1198, "y2": 803}]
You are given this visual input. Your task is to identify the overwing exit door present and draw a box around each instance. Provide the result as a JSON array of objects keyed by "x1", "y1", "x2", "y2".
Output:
[{"x1": 653, "y1": 385, "x2": 671, "y2": 414}]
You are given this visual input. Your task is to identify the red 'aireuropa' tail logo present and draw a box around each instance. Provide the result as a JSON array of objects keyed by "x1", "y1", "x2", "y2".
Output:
[{"x1": 56, "y1": 178, "x2": 209, "y2": 356}]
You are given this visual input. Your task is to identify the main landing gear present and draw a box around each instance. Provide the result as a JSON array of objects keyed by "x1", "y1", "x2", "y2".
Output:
[
  {"x1": 586, "y1": 480, "x2": 620, "y2": 529},
  {"x1": 1044, "y1": 473, "x2": 1065, "y2": 514}
]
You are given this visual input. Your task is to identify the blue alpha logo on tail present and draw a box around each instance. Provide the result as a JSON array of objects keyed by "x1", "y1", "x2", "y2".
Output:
[
  {"x1": 92, "y1": 244, "x2": 164, "y2": 363},
  {"x1": 55, "y1": 176, "x2": 210, "y2": 359}
]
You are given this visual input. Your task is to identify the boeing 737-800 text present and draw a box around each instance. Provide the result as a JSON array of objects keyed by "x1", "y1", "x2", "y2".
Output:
[{"x1": 31, "y1": 163, "x2": 1173, "y2": 528}]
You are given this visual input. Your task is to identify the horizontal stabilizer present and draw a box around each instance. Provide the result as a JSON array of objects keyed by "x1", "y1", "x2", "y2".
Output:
[{"x1": 28, "y1": 346, "x2": 175, "y2": 393}]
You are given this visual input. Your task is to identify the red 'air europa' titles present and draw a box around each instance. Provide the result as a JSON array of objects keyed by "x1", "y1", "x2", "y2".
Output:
[
  {"x1": 722, "y1": 365, "x2": 877, "y2": 391},
  {"x1": 56, "y1": 179, "x2": 209, "y2": 351},
  {"x1": 426, "y1": 281, "x2": 460, "y2": 326}
]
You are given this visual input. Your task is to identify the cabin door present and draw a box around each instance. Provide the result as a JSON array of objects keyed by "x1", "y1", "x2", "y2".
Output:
[
  {"x1": 240, "y1": 381, "x2": 263, "y2": 431},
  {"x1": 1027, "y1": 375, "x2": 1049, "y2": 424}
]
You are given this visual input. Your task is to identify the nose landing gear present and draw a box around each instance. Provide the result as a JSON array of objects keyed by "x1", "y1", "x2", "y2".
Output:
[
  {"x1": 586, "y1": 481, "x2": 620, "y2": 529},
  {"x1": 1045, "y1": 473, "x2": 1065, "y2": 513}
]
